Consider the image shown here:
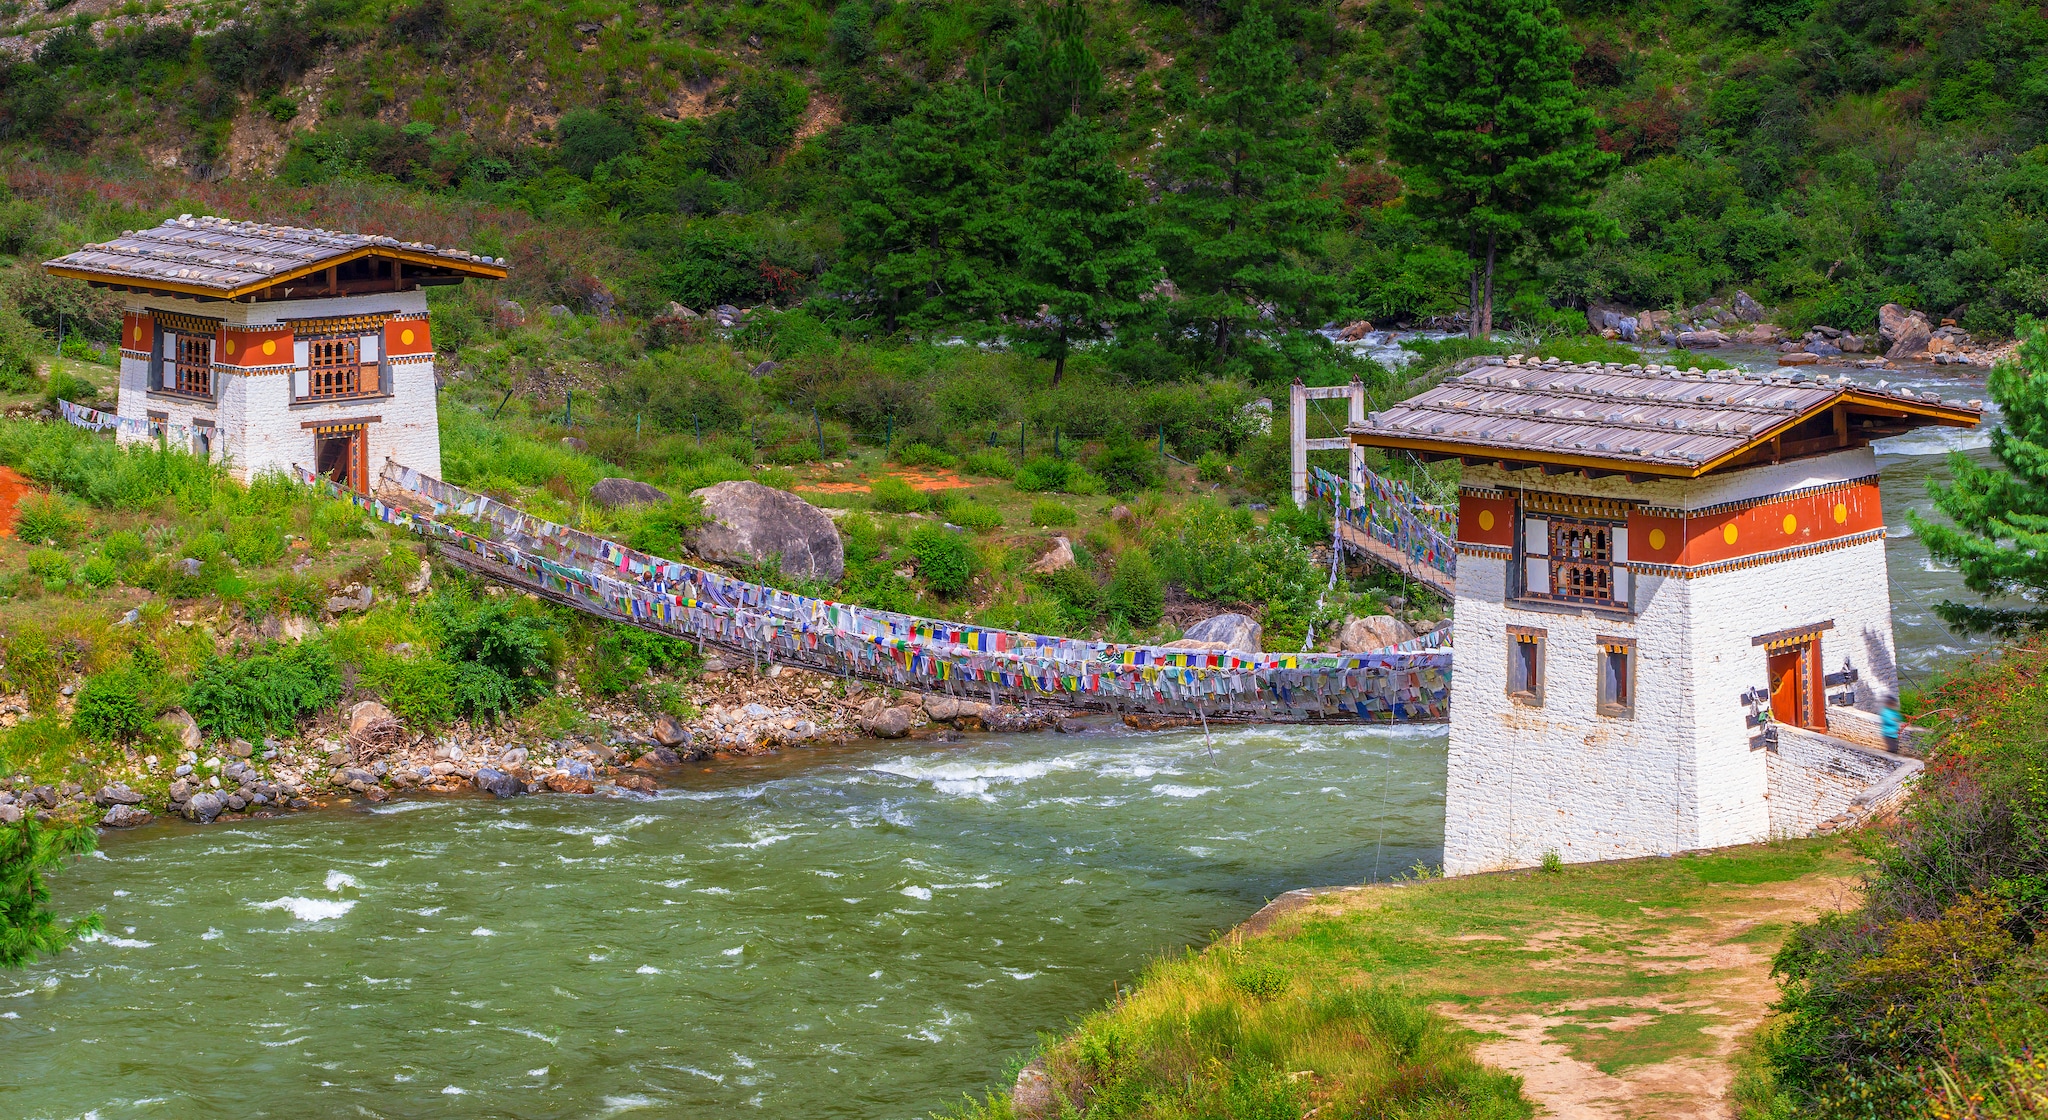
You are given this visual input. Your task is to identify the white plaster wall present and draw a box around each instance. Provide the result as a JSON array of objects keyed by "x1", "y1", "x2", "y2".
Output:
[
  {"x1": 1444, "y1": 557, "x2": 1697, "y2": 874},
  {"x1": 1446, "y1": 457, "x2": 1900, "y2": 875},
  {"x1": 1768, "y1": 725, "x2": 1918, "y2": 834},
  {"x1": 377, "y1": 356, "x2": 443, "y2": 478}
]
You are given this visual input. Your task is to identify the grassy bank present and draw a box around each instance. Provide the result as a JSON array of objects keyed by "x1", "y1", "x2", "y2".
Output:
[{"x1": 951, "y1": 837, "x2": 1861, "y2": 1119}]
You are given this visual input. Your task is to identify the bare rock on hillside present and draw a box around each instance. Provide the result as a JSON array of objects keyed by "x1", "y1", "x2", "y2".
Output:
[
  {"x1": 1339, "y1": 615, "x2": 1415, "y2": 652},
  {"x1": 590, "y1": 477, "x2": 672, "y2": 508},
  {"x1": 160, "y1": 708, "x2": 202, "y2": 752},
  {"x1": 1027, "y1": 536, "x2": 1074, "y2": 574},
  {"x1": 1174, "y1": 612, "x2": 1263, "y2": 652},
  {"x1": 689, "y1": 480, "x2": 845, "y2": 582},
  {"x1": 1731, "y1": 290, "x2": 1765, "y2": 322}
]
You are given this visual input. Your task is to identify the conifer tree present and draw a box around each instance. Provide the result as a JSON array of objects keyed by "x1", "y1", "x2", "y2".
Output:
[
  {"x1": 1149, "y1": 3, "x2": 1340, "y2": 366},
  {"x1": 1014, "y1": 114, "x2": 1159, "y2": 385},
  {"x1": 1919, "y1": 320, "x2": 2048, "y2": 636},
  {"x1": 826, "y1": 86, "x2": 1012, "y2": 337},
  {"x1": 1, "y1": 817, "x2": 101, "y2": 969},
  {"x1": 1388, "y1": 0, "x2": 1616, "y2": 338}
]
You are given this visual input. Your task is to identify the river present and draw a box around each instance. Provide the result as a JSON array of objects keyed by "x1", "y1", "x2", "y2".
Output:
[{"x1": 0, "y1": 360, "x2": 2000, "y2": 1119}]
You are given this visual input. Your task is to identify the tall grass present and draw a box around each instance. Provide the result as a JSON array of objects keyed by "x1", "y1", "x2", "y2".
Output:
[{"x1": 958, "y1": 948, "x2": 1529, "y2": 1120}]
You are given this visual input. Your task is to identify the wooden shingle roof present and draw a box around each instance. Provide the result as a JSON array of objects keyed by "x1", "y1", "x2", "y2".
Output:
[
  {"x1": 1349, "y1": 356, "x2": 1981, "y2": 477},
  {"x1": 43, "y1": 214, "x2": 508, "y2": 299}
]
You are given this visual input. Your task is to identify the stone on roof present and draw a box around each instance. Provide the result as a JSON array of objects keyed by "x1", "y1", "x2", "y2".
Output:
[{"x1": 44, "y1": 215, "x2": 506, "y2": 295}]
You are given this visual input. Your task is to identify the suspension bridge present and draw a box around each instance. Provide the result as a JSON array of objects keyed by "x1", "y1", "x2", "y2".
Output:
[{"x1": 300, "y1": 461, "x2": 1457, "y2": 724}]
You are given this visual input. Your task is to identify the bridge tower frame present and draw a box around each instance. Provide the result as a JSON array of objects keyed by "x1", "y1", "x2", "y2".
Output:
[{"x1": 1290, "y1": 377, "x2": 1368, "y2": 511}]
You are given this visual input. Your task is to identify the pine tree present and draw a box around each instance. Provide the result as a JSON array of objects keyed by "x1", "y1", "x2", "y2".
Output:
[
  {"x1": 1014, "y1": 115, "x2": 1159, "y2": 385},
  {"x1": 1, "y1": 817, "x2": 101, "y2": 969},
  {"x1": 1388, "y1": 0, "x2": 1616, "y2": 338},
  {"x1": 825, "y1": 86, "x2": 1012, "y2": 337},
  {"x1": 1919, "y1": 321, "x2": 2048, "y2": 636},
  {"x1": 1149, "y1": 3, "x2": 1340, "y2": 366}
]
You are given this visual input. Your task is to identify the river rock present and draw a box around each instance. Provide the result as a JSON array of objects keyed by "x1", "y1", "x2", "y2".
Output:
[
  {"x1": 1730, "y1": 290, "x2": 1764, "y2": 322},
  {"x1": 1733, "y1": 323, "x2": 1785, "y2": 345},
  {"x1": 340, "y1": 767, "x2": 378, "y2": 792},
  {"x1": 651, "y1": 715, "x2": 691, "y2": 747},
  {"x1": 924, "y1": 694, "x2": 961, "y2": 721},
  {"x1": 185, "y1": 791, "x2": 224, "y2": 823},
  {"x1": 101, "y1": 804, "x2": 151, "y2": 828},
  {"x1": 545, "y1": 772, "x2": 596, "y2": 794},
  {"x1": 1340, "y1": 615, "x2": 1415, "y2": 652},
  {"x1": 94, "y1": 785, "x2": 143, "y2": 806},
  {"x1": 860, "y1": 701, "x2": 915, "y2": 739},
  {"x1": 0, "y1": 803, "x2": 20, "y2": 824},
  {"x1": 474, "y1": 767, "x2": 524, "y2": 798},
  {"x1": 590, "y1": 477, "x2": 672, "y2": 508},
  {"x1": 633, "y1": 745, "x2": 682, "y2": 769},
  {"x1": 349, "y1": 701, "x2": 393, "y2": 736},
  {"x1": 1879, "y1": 303, "x2": 1932, "y2": 359},
  {"x1": 1676, "y1": 329, "x2": 1729, "y2": 348},
  {"x1": 1027, "y1": 536, "x2": 1075, "y2": 574},
  {"x1": 159, "y1": 708, "x2": 203, "y2": 752},
  {"x1": 1180, "y1": 613, "x2": 1263, "y2": 651},
  {"x1": 689, "y1": 481, "x2": 845, "y2": 582},
  {"x1": 228, "y1": 738, "x2": 253, "y2": 758}
]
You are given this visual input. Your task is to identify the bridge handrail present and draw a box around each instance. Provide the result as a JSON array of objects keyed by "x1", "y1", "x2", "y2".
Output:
[
  {"x1": 285, "y1": 461, "x2": 1453, "y2": 721},
  {"x1": 1308, "y1": 465, "x2": 1458, "y2": 578}
]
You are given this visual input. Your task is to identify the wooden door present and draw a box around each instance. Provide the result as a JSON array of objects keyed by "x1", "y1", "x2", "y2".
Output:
[
  {"x1": 1768, "y1": 649, "x2": 1801, "y2": 725},
  {"x1": 315, "y1": 426, "x2": 367, "y2": 493}
]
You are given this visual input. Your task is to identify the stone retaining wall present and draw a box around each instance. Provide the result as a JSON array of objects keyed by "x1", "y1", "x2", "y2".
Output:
[{"x1": 1768, "y1": 724, "x2": 1921, "y2": 836}]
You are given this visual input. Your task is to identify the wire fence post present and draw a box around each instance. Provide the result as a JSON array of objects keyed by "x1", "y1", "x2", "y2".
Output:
[
  {"x1": 815, "y1": 405, "x2": 824, "y2": 459},
  {"x1": 636, "y1": 411, "x2": 642, "y2": 437},
  {"x1": 1158, "y1": 425, "x2": 1165, "y2": 463},
  {"x1": 695, "y1": 413, "x2": 702, "y2": 446},
  {"x1": 564, "y1": 389, "x2": 573, "y2": 429}
]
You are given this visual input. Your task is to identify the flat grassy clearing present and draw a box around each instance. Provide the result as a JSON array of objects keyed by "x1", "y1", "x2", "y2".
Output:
[{"x1": 988, "y1": 837, "x2": 1863, "y2": 1120}]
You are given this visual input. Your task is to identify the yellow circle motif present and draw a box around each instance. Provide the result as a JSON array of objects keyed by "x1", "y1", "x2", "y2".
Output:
[
  {"x1": 1783, "y1": 514, "x2": 1798, "y2": 534},
  {"x1": 132, "y1": 324, "x2": 142, "y2": 343},
  {"x1": 401, "y1": 328, "x2": 416, "y2": 346},
  {"x1": 1648, "y1": 528, "x2": 1666, "y2": 550},
  {"x1": 223, "y1": 338, "x2": 235, "y2": 356},
  {"x1": 262, "y1": 339, "x2": 276, "y2": 356},
  {"x1": 1477, "y1": 510, "x2": 1495, "y2": 532},
  {"x1": 1833, "y1": 502, "x2": 1848, "y2": 525},
  {"x1": 1723, "y1": 524, "x2": 1738, "y2": 545}
]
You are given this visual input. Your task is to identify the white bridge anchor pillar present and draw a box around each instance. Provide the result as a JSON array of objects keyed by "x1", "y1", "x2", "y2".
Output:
[{"x1": 1290, "y1": 376, "x2": 1367, "y2": 510}]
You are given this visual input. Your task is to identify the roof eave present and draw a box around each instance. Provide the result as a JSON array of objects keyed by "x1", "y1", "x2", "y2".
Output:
[
  {"x1": 1346, "y1": 430, "x2": 1710, "y2": 477},
  {"x1": 41, "y1": 245, "x2": 508, "y2": 300}
]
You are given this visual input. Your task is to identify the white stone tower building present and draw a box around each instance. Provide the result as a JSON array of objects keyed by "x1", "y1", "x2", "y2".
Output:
[
  {"x1": 1351, "y1": 357, "x2": 1979, "y2": 874},
  {"x1": 45, "y1": 215, "x2": 507, "y2": 490}
]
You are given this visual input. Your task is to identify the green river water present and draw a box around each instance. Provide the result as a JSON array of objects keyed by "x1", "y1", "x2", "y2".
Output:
[{"x1": 0, "y1": 363, "x2": 1997, "y2": 1119}]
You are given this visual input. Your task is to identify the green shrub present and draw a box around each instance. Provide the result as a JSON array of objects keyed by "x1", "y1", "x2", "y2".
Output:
[
  {"x1": 252, "y1": 572, "x2": 326, "y2": 619},
  {"x1": 1031, "y1": 499, "x2": 1078, "y2": 527},
  {"x1": 186, "y1": 640, "x2": 342, "y2": 739},
  {"x1": 582, "y1": 625, "x2": 695, "y2": 697},
  {"x1": 227, "y1": 515, "x2": 287, "y2": 567},
  {"x1": 1107, "y1": 549, "x2": 1164, "y2": 626},
  {"x1": 315, "y1": 499, "x2": 370, "y2": 540},
  {"x1": 99, "y1": 529, "x2": 147, "y2": 565},
  {"x1": 0, "y1": 306, "x2": 41, "y2": 393},
  {"x1": 1092, "y1": 431, "x2": 1163, "y2": 496},
  {"x1": 908, "y1": 525, "x2": 973, "y2": 594},
  {"x1": 13, "y1": 494, "x2": 80, "y2": 547},
  {"x1": 25, "y1": 547, "x2": 71, "y2": 588},
  {"x1": 894, "y1": 442, "x2": 956, "y2": 468},
  {"x1": 1037, "y1": 564, "x2": 1103, "y2": 629},
  {"x1": 945, "y1": 499, "x2": 1004, "y2": 533},
  {"x1": 71, "y1": 669, "x2": 152, "y2": 742},
  {"x1": 424, "y1": 594, "x2": 561, "y2": 720},
  {"x1": 624, "y1": 498, "x2": 706, "y2": 560},
  {"x1": 1197, "y1": 451, "x2": 1231, "y2": 483},
  {"x1": 364, "y1": 654, "x2": 456, "y2": 729},
  {"x1": 869, "y1": 475, "x2": 927, "y2": 513},
  {"x1": 1013, "y1": 455, "x2": 1073, "y2": 493},
  {"x1": 79, "y1": 556, "x2": 117, "y2": 588},
  {"x1": 962, "y1": 449, "x2": 1016, "y2": 479},
  {"x1": 42, "y1": 369, "x2": 97, "y2": 405}
]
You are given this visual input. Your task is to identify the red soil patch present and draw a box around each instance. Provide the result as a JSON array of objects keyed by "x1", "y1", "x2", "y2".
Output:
[
  {"x1": 0, "y1": 465, "x2": 32, "y2": 538},
  {"x1": 801, "y1": 468, "x2": 976, "y2": 494}
]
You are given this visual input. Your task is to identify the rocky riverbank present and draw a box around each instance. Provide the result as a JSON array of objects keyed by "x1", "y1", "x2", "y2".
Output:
[{"x1": 2, "y1": 658, "x2": 1073, "y2": 831}]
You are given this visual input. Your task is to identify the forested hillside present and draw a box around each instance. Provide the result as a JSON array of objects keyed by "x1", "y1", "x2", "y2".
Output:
[{"x1": 3, "y1": 0, "x2": 2048, "y2": 354}]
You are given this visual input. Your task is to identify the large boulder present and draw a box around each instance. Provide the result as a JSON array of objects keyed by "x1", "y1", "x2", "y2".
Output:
[
  {"x1": 160, "y1": 709, "x2": 202, "y2": 752},
  {"x1": 1878, "y1": 303, "x2": 1932, "y2": 359},
  {"x1": 1730, "y1": 290, "x2": 1765, "y2": 322},
  {"x1": 590, "y1": 478, "x2": 671, "y2": 509},
  {"x1": 1027, "y1": 536, "x2": 1074, "y2": 574},
  {"x1": 1175, "y1": 613, "x2": 1263, "y2": 652},
  {"x1": 185, "y1": 792, "x2": 225, "y2": 823},
  {"x1": 1584, "y1": 300, "x2": 1633, "y2": 335},
  {"x1": 1339, "y1": 615, "x2": 1416, "y2": 652},
  {"x1": 474, "y1": 767, "x2": 523, "y2": 799},
  {"x1": 689, "y1": 481, "x2": 845, "y2": 582},
  {"x1": 101, "y1": 804, "x2": 152, "y2": 829}
]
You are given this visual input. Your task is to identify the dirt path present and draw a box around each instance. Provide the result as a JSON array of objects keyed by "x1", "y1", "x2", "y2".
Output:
[{"x1": 1432, "y1": 871, "x2": 1860, "y2": 1120}]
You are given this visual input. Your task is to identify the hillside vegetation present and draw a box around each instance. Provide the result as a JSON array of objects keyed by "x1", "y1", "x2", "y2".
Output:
[{"x1": 2, "y1": 0, "x2": 2047, "y2": 345}]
